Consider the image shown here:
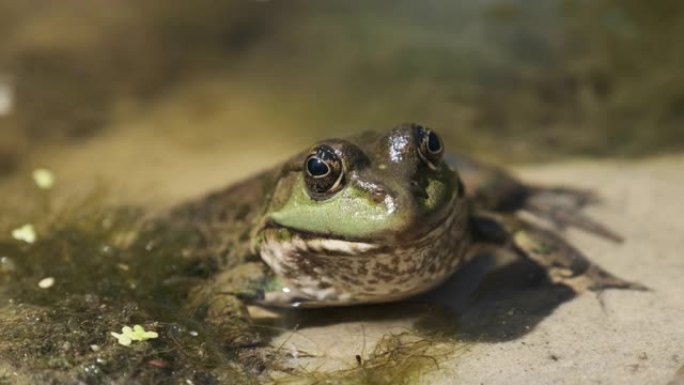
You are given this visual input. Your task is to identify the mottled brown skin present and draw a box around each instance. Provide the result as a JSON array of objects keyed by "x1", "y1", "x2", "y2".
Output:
[{"x1": 161, "y1": 124, "x2": 644, "y2": 329}]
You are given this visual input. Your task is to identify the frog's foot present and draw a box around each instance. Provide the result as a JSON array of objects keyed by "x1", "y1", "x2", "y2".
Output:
[
  {"x1": 472, "y1": 212, "x2": 647, "y2": 293},
  {"x1": 509, "y1": 218, "x2": 648, "y2": 293},
  {"x1": 523, "y1": 186, "x2": 624, "y2": 242},
  {"x1": 583, "y1": 265, "x2": 650, "y2": 292}
]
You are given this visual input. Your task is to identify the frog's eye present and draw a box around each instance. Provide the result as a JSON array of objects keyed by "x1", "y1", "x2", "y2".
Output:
[
  {"x1": 304, "y1": 145, "x2": 345, "y2": 199},
  {"x1": 415, "y1": 126, "x2": 444, "y2": 169}
]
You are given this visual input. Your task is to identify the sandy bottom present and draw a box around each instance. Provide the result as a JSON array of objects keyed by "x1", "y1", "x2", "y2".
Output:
[{"x1": 440, "y1": 158, "x2": 684, "y2": 384}]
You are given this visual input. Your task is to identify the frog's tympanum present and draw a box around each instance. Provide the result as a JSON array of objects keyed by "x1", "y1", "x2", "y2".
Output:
[{"x1": 166, "y1": 124, "x2": 643, "y2": 325}]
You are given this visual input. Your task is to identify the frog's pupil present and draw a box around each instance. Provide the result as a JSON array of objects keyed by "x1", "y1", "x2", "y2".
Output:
[
  {"x1": 427, "y1": 132, "x2": 442, "y2": 153},
  {"x1": 307, "y1": 157, "x2": 329, "y2": 177}
]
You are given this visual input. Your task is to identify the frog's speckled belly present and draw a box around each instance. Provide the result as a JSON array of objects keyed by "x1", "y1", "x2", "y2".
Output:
[{"x1": 258, "y1": 200, "x2": 471, "y2": 307}]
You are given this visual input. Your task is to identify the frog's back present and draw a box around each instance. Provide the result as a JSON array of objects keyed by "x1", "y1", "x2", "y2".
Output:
[
  {"x1": 446, "y1": 153, "x2": 529, "y2": 212},
  {"x1": 139, "y1": 169, "x2": 280, "y2": 270}
]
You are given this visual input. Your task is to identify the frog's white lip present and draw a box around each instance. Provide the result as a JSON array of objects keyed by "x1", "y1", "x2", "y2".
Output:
[
  {"x1": 261, "y1": 219, "x2": 382, "y2": 245},
  {"x1": 260, "y1": 226, "x2": 382, "y2": 255}
]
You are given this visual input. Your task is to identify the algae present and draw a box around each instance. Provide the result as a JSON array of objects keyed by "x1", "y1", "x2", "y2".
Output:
[
  {"x1": 0, "y1": 190, "x2": 264, "y2": 384},
  {"x1": 270, "y1": 333, "x2": 464, "y2": 385}
]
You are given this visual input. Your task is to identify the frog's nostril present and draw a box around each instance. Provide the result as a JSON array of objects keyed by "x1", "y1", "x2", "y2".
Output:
[{"x1": 410, "y1": 180, "x2": 428, "y2": 199}]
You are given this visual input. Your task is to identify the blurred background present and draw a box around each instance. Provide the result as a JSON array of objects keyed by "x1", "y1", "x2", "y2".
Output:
[{"x1": 0, "y1": 0, "x2": 682, "y2": 202}]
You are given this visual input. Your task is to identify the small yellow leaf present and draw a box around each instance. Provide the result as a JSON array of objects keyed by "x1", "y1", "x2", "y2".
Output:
[
  {"x1": 11, "y1": 224, "x2": 37, "y2": 244},
  {"x1": 111, "y1": 324, "x2": 158, "y2": 346},
  {"x1": 38, "y1": 277, "x2": 55, "y2": 289},
  {"x1": 111, "y1": 332, "x2": 132, "y2": 346},
  {"x1": 32, "y1": 168, "x2": 55, "y2": 190}
]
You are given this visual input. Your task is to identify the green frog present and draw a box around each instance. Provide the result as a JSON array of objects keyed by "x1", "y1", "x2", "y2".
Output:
[{"x1": 160, "y1": 123, "x2": 643, "y2": 328}]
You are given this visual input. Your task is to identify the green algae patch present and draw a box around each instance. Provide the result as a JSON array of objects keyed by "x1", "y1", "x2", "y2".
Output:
[
  {"x1": 269, "y1": 332, "x2": 465, "y2": 385},
  {"x1": 0, "y1": 197, "x2": 263, "y2": 384}
]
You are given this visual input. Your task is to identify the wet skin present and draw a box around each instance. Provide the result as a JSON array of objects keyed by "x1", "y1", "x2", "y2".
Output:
[{"x1": 162, "y1": 123, "x2": 644, "y2": 325}]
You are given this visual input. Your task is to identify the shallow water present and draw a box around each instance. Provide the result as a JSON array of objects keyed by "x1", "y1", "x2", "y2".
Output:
[
  {"x1": 0, "y1": 1, "x2": 682, "y2": 384},
  {"x1": 1, "y1": 0, "x2": 683, "y2": 170}
]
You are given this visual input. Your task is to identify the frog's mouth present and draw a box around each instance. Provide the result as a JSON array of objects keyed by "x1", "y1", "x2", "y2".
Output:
[
  {"x1": 255, "y1": 198, "x2": 469, "y2": 307},
  {"x1": 258, "y1": 224, "x2": 384, "y2": 256},
  {"x1": 261, "y1": 189, "x2": 462, "y2": 248},
  {"x1": 256, "y1": 194, "x2": 465, "y2": 264}
]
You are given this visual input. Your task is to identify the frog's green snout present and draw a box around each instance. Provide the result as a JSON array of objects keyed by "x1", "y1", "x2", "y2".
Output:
[{"x1": 263, "y1": 123, "x2": 461, "y2": 242}]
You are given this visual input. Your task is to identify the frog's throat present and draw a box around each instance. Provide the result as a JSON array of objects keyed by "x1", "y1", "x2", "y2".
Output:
[{"x1": 254, "y1": 199, "x2": 470, "y2": 306}]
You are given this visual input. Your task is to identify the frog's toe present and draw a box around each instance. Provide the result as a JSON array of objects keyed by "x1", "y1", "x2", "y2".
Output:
[
  {"x1": 556, "y1": 265, "x2": 649, "y2": 293},
  {"x1": 506, "y1": 218, "x2": 646, "y2": 293},
  {"x1": 528, "y1": 186, "x2": 600, "y2": 209},
  {"x1": 584, "y1": 266, "x2": 650, "y2": 292},
  {"x1": 524, "y1": 186, "x2": 623, "y2": 243}
]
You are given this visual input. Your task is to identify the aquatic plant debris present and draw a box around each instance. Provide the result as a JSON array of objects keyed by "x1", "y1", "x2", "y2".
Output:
[
  {"x1": 11, "y1": 224, "x2": 37, "y2": 244},
  {"x1": 32, "y1": 168, "x2": 55, "y2": 189},
  {"x1": 110, "y1": 325, "x2": 159, "y2": 346},
  {"x1": 37, "y1": 277, "x2": 55, "y2": 289}
]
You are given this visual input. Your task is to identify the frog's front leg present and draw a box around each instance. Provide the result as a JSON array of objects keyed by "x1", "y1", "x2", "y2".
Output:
[
  {"x1": 187, "y1": 261, "x2": 280, "y2": 347},
  {"x1": 471, "y1": 212, "x2": 648, "y2": 292}
]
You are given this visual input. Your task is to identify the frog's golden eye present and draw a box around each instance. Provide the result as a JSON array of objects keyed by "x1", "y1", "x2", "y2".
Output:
[
  {"x1": 415, "y1": 126, "x2": 444, "y2": 170},
  {"x1": 304, "y1": 145, "x2": 345, "y2": 199}
]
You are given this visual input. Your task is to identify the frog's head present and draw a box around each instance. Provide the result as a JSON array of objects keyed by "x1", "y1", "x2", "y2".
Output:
[{"x1": 256, "y1": 123, "x2": 469, "y2": 307}]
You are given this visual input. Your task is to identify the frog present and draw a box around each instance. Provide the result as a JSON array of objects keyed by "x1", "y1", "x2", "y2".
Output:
[{"x1": 155, "y1": 123, "x2": 644, "y2": 336}]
